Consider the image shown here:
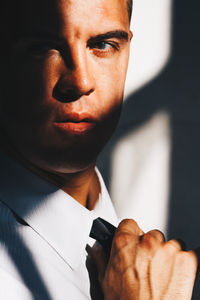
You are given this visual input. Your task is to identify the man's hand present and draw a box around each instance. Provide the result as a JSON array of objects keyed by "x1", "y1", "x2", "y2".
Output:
[{"x1": 90, "y1": 219, "x2": 198, "y2": 300}]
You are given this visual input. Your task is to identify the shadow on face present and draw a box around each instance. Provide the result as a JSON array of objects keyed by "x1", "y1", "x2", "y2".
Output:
[{"x1": 0, "y1": 0, "x2": 131, "y2": 174}]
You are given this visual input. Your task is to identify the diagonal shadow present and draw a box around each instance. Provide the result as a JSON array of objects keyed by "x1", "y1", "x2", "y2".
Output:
[{"x1": 0, "y1": 218, "x2": 52, "y2": 299}]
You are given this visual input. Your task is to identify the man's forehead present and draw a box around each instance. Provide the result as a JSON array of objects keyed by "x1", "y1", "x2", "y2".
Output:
[{"x1": 2, "y1": 0, "x2": 129, "y2": 38}]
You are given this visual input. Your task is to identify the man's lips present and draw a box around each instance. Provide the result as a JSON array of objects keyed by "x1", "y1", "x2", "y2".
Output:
[
  {"x1": 54, "y1": 112, "x2": 96, "y2": 123},
  {"x1": 53, "y1": 113, "x2": 96, "y2": 134}
]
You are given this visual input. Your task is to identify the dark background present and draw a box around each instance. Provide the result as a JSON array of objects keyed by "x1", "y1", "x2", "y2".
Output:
[{"x1": 98, "y1": 1, "x2": 200, "y2": 297}]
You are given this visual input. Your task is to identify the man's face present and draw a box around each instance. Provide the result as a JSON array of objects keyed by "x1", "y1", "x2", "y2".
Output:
[{"x1": 0, "y1": 0, "x2": 131, "y2": 173}]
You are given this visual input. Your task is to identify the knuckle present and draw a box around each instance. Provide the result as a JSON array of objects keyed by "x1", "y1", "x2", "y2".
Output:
[
  {"x1": 164, "y1": 240, "x2": 182, "y2": 252},
  {"x1": 162, "y1": 242, "x2": 175, "y2": 255},
  {"x1": 117, "y1": 219, "x2": 143, "y2": 236},
  {"x1": 118, "y1": 219, "x2": 139, "y2": 230},
  {"x1": 141, "y1": 233, "x2": 156, "y2": 248},
  {"x1": 150, "y1": 229, "x2": 165, "y2": 242},
  {"x1": 113, "y1": 231, "x2": 131, "y2": 250}
]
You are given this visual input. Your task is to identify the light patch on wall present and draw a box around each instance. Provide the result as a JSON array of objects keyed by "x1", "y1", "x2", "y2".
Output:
[
  {"x1": 124, "y1": 0, "x2": 172, "y2": 98},
  {"x1": 111, "y1": 111, "x2": 171, "y2": 234}
]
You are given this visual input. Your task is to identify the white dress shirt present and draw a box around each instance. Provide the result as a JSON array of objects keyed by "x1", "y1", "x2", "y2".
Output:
[{"x1": 0, "y1": 152, "x2": 118, "y2": 299}]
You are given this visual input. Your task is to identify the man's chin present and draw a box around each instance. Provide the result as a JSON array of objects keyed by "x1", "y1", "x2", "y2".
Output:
[
  {"x1": 43, "y1": 158, "x2": 97, "y2": 175},
  {"x1": 24, "y1": 145, "x2": 99, "y2": 175}
]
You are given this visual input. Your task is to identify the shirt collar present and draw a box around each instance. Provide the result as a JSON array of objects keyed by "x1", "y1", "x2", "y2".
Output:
[{"x1": 0, "y1": 152, "x2": 118, "y2": 270}]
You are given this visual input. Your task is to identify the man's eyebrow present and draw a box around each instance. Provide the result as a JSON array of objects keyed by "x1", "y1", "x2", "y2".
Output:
[
  {"x1": 15, "y1": 30, "x2": 129, "y2": 46},
  {"x1": 88, "y1": 30, "x2": 129, "y2": 43}
]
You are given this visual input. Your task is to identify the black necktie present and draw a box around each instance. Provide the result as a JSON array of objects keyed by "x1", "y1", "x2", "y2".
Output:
[{"x1": 89, "y1": 217, "x2": 117, "y2": 254}]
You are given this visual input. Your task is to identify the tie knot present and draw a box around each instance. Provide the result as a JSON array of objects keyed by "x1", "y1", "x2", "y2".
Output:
[{"x1": 90, "y1": 217, "x2": 116, "y2": 254}]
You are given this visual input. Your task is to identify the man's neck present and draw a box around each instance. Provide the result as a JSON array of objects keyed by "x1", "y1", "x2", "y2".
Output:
[
  {"x1": 25, "y1": 161, "x2": 100, "y2": 209},
  {"x1": 1, "y1": 140, "x2": 100, "y2": 209},
  {"x1": 61, "y1": 167, "x2": 100, "y2": 209}
]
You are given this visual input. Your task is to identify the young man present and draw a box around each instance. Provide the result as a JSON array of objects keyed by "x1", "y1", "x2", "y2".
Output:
[{"x1": 0, "y1": 0, "x2": 198, "y2": 299}]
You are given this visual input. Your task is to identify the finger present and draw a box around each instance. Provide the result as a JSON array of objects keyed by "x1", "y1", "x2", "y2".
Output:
[
  {"x1": 110, "y1": 219, "x2": 143, "y2": 257},
  {"x1": 139, "y1": 231, "x2": 165, "y2": 254},
  {"x1": 86, "y1": 242, "x2": 108, "y2": 279},
  {"x1": 145, "y1": 229, "x2": 166, "y2": 243},
  {"x1": 190, "y1": 247, "x2": 200, "y2": 277},
  {"x1": 167, "y1": 239, "x2": 186, "y2": 251},
  {"x1": 116, "y1": 219, "x2": 144, "y2": 236},
  {"x1": 192, "y1": 247, "x2": 200, "y2": 262}
]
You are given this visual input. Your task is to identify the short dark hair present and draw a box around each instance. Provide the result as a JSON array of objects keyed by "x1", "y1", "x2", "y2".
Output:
[{"x1": 127, "y1": 0, "x2": 133, "y2": 22}]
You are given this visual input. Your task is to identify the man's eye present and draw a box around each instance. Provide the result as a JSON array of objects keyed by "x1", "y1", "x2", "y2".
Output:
[
  {"x1": 89, "y1": 41, "x2": 119, "y2": 51},
  {"x1": 94, "y1": 42, "x2": 112, "y2": 50}
]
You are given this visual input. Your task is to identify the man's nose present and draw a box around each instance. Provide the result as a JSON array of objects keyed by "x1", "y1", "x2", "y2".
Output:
[{"x1": 53, "y1": 47, "x2": 95, "y2": 103}]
